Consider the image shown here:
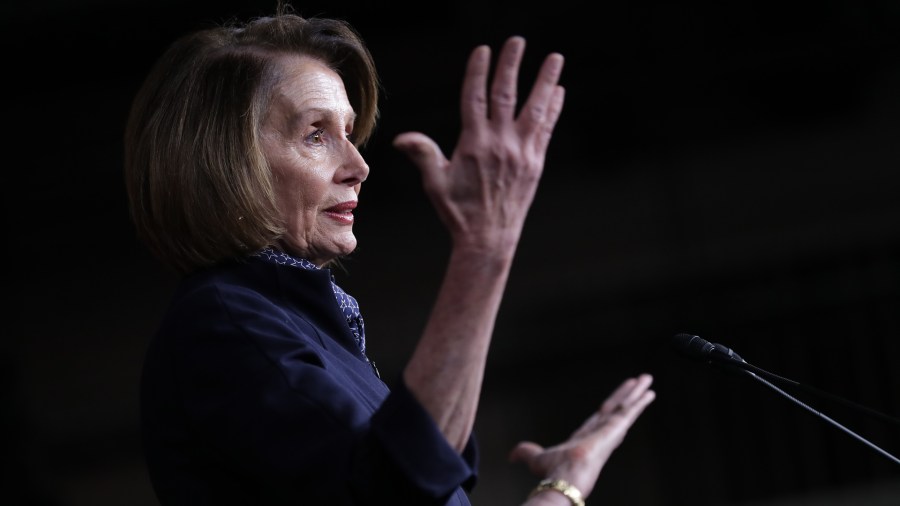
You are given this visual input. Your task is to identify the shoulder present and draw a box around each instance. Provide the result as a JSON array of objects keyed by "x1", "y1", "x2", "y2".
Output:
[
  {"x1": 145, "y1": 260, "x2": 337, "y2": 376},
  {"x1": 172, "y1": 260, "x2": 280, "y2": 316},
  {"x1": 159, "y1": 259, "x2": 317, "y2": 339},
  {"x1": 151, "y1": 257, "x2": 352, "y2": 356}
]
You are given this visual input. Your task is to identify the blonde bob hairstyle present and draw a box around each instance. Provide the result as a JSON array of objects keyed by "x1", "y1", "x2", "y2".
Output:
[{"x1": 124, "y1": 9, "x2": 379, "y2": 275}]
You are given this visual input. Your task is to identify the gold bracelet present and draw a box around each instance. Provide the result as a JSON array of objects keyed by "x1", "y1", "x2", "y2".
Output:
[{"x1": 527, "y1": 478, "x2": 585, "y2": 506}]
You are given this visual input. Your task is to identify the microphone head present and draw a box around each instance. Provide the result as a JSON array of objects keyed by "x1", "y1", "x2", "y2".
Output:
[
  {"x1": 672, "y1": 333, "x2": 716, "y2": 360},
  {"x1": 672, "y1": 333, "x2": 747, "y2": 365}
]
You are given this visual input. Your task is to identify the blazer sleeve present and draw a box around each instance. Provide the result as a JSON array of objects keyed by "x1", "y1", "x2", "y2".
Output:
[{"x1": 142, "y1": 278, "x2": 477, "y2": 505}]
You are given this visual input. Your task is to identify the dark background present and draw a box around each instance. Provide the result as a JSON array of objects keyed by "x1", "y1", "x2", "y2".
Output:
[{"x1": 5, "y1": 1, "x2": 900, "y2": 505}]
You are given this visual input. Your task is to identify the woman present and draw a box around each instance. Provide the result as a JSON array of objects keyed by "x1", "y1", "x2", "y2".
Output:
[{"x1": 124, "y1": 5, "x2": 654, "y2": 505}]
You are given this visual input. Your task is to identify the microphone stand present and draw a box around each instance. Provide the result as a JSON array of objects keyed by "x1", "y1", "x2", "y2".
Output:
[
  {"x1": 726, "y1": 359, "x2": 900, "y2": 429},
  {"x1": 715, "y1": 358, "x2": 900, "y2": 467}
]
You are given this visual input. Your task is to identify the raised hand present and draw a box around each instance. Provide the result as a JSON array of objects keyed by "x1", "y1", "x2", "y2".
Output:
[
  {"x1": 393, "y1": 36, "x2": 565, "y2": 255},
  {"x1": 397, "y1": 37, "x2": 566, "y2": 451}
]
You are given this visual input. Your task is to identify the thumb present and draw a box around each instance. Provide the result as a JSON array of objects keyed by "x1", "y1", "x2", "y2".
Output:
[
  {"x1": 508, "y1": 441, "x2": 544, "y2": 465},
  {"x1": 392, "y1": 132, "x2": 447, "y2": 182}
]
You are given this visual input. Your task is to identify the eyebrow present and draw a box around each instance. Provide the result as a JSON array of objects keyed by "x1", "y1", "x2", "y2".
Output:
[
  {"x1": 287, "y1": 106, "x2": 357, "y2": 131},
  {"x1": 296, "y1": 105, "x2": 357, "y2": 122}
]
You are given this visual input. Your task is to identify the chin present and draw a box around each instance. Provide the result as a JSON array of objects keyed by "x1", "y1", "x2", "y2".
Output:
[
  {"x1": 318, "y1": 240, "x2": 357, "y2": 265},
  {"x1": 337, "y1": 244, "x2": 358, "y2": 258},
  {"x1": 336, "y1": 234, "x2": 358, "y2": 256}
]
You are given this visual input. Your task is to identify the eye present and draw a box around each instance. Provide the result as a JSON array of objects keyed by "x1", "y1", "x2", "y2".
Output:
[{"x1": 306, "y1": 128, "x2": 326, "y2": 145}]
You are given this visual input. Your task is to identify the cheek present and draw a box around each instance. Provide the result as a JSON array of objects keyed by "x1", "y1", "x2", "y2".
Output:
[{"x1": 274, "y1": 168, "x2": 329, "y2": 219}]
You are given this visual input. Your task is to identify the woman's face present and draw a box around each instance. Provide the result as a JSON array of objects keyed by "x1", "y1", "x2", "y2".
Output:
[{"x1": 260, "y1": 55, "x2": 369, "y2": 266}]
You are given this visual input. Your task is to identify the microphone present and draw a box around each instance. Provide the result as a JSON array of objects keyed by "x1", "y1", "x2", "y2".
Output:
[
  {"x1": 672, "y1": 332, "x2": 746, "y2": 365},
  {"x1": 671, "y1": 332, "x2": 900, "y2": 467},
  {"x1": 671, "y1": 333, "x2": 900, "y2": 425}
]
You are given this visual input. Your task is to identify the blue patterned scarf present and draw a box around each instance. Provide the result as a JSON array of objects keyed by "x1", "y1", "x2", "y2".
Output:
[{"x1": 252, "y1": 248, "x2": 367, "y2": 358}]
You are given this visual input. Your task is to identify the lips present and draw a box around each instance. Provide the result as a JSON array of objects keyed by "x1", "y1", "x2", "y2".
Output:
[
  {"x1": 323, "y1": 200, "x2": 357, "y2": 224},
  {"x1": 325, "y1": 201, "x2": 357, "y2": 212}
]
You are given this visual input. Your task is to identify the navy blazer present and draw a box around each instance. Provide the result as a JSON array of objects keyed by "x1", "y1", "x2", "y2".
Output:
[{"x1": 140, "y1": 257, "x2": 478, "y2": 505}]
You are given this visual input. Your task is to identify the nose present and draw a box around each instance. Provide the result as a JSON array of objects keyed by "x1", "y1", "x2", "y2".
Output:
[{"x1": 336, "y1": 140, "x2": 369, "y2": 186}]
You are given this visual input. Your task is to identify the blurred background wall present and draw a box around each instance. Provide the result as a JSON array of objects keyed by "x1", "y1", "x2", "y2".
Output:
[{"x1": 5, "y1": 0, "x2": 899, "y2": 504}]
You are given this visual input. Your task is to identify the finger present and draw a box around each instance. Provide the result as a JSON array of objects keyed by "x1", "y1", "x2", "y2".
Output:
[
  {"x1": 459, "y1": 44, "x2": 491, "y2": 129},
  {"x1": 508, "y1": 441, "x2": 544, "y2": 462},
  {"x1": 599, "y1": 376, "x2": 641, "y2": 415},
  {"x1": 608, "y1": 373, "x2": 653, "y2": 416},
  {"x1": 573, "y1": 375, "x2": 651, "y2": 437},
  {"x1": 517, "y1": 51, "x2": 565, "y2": 135},
  {"x1": 578, "y1": 388, "x2": 656, "y2": 443},
  {"x1": 393, "y1": 132, "x2": 448, "y2": 189},
  {"x1": 604, "y1": 390, "x2": 656, "y2": 438},
  {"x1": 619, "y1": 374, "x2": 654, "y2": 408},
  {"x1": 533, "y1": 85, "x2": 566, "y2": 156},
  {"x1": 632, "y1": 389, "x2": 656, "y2": 416},
  {"x1": 604, "y1": 373, "x2": 654, "y2": 413},
  {"x1": 602, "y1": 387, "x2": 656, "y2": 433},
  {"x1": 620, "y1": 387, "x2": 656, "y2": 420},
  {"x1": 489, "y1": 36, "x2": 526, "y2": 122}
]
